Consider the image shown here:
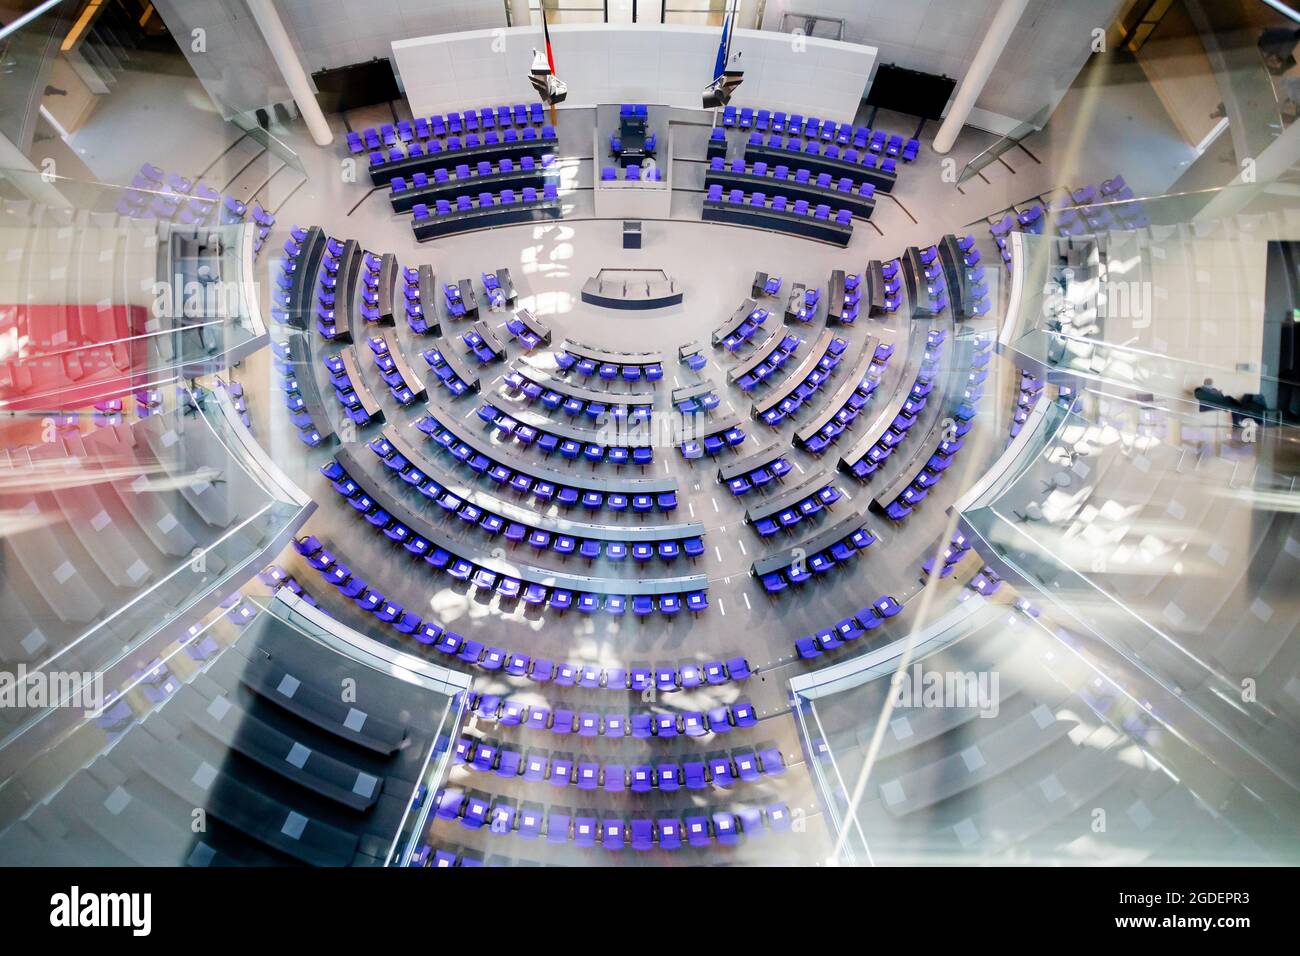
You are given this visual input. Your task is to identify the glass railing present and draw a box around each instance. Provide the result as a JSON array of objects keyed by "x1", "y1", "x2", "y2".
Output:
[
  {"x1": 0, "y1": 173, "x2": 273, "y2": 410},
  {"x1": 957, "y1": 114, "x2": 1048, "y2": 186},
  {"x1": 0, "y1": 590, "x2": 468, "y2": 866},
  {"x1": 957, "y1": 388, "x2": 1300, "y2": 804},
  {"x1": 791, "y1": 587, "x2": 1294, "y2": 864},
  {"x1": 0, "y1": 1, "x2": 75, "y2": 152},
  {"x1": 0, "y1": 387, "x2": 314, "y2": 750},
  {"x1": 263, "y1": 591, "x2": 471, "y2": 867},
  {"x1": 998, "y1": 189, "x2": 1300, "y2": 407}
]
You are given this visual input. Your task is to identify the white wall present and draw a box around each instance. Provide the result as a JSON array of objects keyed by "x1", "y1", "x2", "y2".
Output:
[
  {"x1": 760, "y1": 0, "x2": 1124, "y2": 130},
  {"x1": 392, "y1": 24, "x2": 877, "y2": 124},
  {"x1": 279, "y1": 0, "x2": 505, "y2": 73}
]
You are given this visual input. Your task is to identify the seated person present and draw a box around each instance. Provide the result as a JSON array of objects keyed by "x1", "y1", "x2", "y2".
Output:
[{"x1": 1193, "y1": 378, "x2": 1270, "y2": 427}]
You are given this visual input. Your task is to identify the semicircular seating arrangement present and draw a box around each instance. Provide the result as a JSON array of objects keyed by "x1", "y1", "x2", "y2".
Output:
[{"x1": 4, "y1": 9, "x2": 1298, "y2": 878}]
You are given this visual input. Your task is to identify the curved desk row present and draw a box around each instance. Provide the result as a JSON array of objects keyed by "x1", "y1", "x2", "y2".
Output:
[
  {"x1": 751, "y1": 510, "x2": 875, "y2": 579},
  {"x1": 512, "y1": 361, "x2": 655, "y2": 408},
  {"x1": 416, "y1": 412, "x2": 676, "y2": 497},
  {"x1": 793, "y1": 335, "x2": 881, "y2": 449},
  {"x1": 743, "y1": 471, "x2": 837, "y2": 525},
  {"x1": 750, "y1": 330, "x2": 846, "y2": 424},
  {"x1": 391, "y1": 165, "x2": 555, "y2": 213},
  {"x1": 704, "y1": 168, "x2": 876, "y2": 219},
  {"x1": 378, "y1": 424, "x2": 703, "y2": 546},
  {"x1": 743, "y1": 143, "x2": 898, "y2": 193},
  {"x1": 369, "y1": 133, "x2": 558, "y2": 186},
  {"x1": 412, "y1": 196, "x2": 562, "y2": 242},
  {"x1": 331, "y1": 448, "x2": 708, "y2": 601},
  {"x1": 712, "y1": 298, "x2": 763, "y2": 348},
  {"x1": 702, "y1": 198, "x2": 853, "y2": 247}
]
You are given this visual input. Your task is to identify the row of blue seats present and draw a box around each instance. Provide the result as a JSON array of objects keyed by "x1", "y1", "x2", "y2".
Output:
[
  {"x1": 719, "y1": 305, "x2": 771, "y2": 352},
  {"x1": 991, "y1": 175, "x2": 1148, "y2": 258},
  {"x1": 705, "y1": 184, "x2": 853, "y2": 226},
  {"x1": 883, "y1": 338, "x2": 990, "y2": 521},
  {"x1": 675, "y1": 389, "x2": 720, "y2": 416},
  {"x1": 749, "y1": 483, "x2": 843, "y2": 537},
  {"x1": 723, "y1": 106, "x2": 919, "y2": 160},
  {"x1": 915, "y1": 243, "x2": 951, "y2": 314},
  {"x1": 679, "y1": 422, "x2": 747, "y2": 459},
  {"x1": 292, "y1": 539, "x2": 452, "y2": 641},
  {"x1": 794, "y1": 595, "x2": 905, "y2": 658},
  {"x1": 799, "y1": 343, "x2": 892, "y2": 454},
  {"x1": 555, "y1": 353, "x2": 663, "y2": 382},
  {"x1": 275, "y1": 357, "x2": 327, "y2": 446},
  {"x1": 735, "y1": 332, "x2": 802, "y2": 391},
  {"x1": 600, "y1": 162, "x2": 663, "y2": 181},
  {"x1": 427, "y1": 791, "x2": 790, "y2": 849},
  {"x1": 1056, "y1": 177, "x2": 1149, "y2": 233},
  {"x1": 506, "y1": 314, "x2": 546, "y2": 351},
  {"x1": 368, "y1": 125, "x2": 557, "y2": 169},
  {"x1": 355, "y1": 249, "x2": 391, "y2": 322},
  {"x1": 500, "y1": 371, "x2": 653, "y2": 423},
  {"x1": 878, "y1": 257, "x2": 902, "y2": 313},
  {"x1": 414, "y1": 183, "x2": 559, "y2": 219},
  {"x1": 479, "y1": 402, "x2": 655, "y2": 466},
  {"x1": 1010, "y1": 370, "x2": 1043, "y2": 440},
  {"x1": 482, "y1": 271, "x2": 510, "y2": 310},
  {"x1": 364, "y1": 435, "x2": 701, "y2": 563},
  {"x1": 322, "y1": 352, "x2": 378, "y2": 427},
  {"x1": 609, "y1": 132, "x2": 658, "y2": 154},
  {"x1": 759, "y1": 524, "x2": 876, "y2": 594},
  {"x1": 272, "y1": 242, "x2": 329, "y2": 445},
  {"x1": 391, "y1": 154, "x2": 553, "y2": 194},
  {"x1": 442, "y1": 281, "x2": 471, "y2": 319},
  {"x1": 415, "y1": 412, "x2": 676, "y2": 514},
  {"x1": 451, "y1": 736, "x2": 785, "y2": 792},
  {"x1": 746, "y1": 133, "x2": 899, "y2": 175},
  {"x1": 788, "y1": 286, "x2": 821, "y2": 322},
  {"x1": 460, "y1": 691, "x2": 758, "y2": 740},
  {"x1": 756, "y1": 335, "x2": 848, "y2": 427},
  {"x1": 722, "y1": 454, "x2": 793, "y2": 496},
  {"x1": 365, "y1": 335, "x2": 421, "y2": 406},
  {"x1": 921, "y1": 529, "x2": 974, "y2": 581},
  {"x1": 836, "y1": 272, "x2": 864, "y2": 323},
  {"x1": 315, "y1": 467, "x2": 707, "y2": 616},
  {"x1": 347, "y1": 104, "x2": 545, "y2": 153},
  {"x1": 299, "y1": 540, "x2": 739, "y2": 686},
  {"x1": 420, "y1": 345, "x2": 477, "y2": 398},
  {"x1": 401, "y1": 267, "x2": 434, "y2": 335},
  {"x1": 842, "y1": 332, "x2": 948, "y2": 481},
  {"x1": 952, "y1": 234, "x2": 993, "y2": 317},
  {"x1": 118, "y1": 162, "x2": 263, "y2": 235},
  {"x1": 463, "y1": 329, "x2": 501, "y2": 366},
  {"x1": 710, "y1": 156, "x2": 877, "y2": 201}
]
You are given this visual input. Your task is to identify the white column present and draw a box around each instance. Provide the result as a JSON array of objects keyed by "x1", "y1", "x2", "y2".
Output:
[
  {"x1": 510, "y1": 0, "x2": 530, "y2": 27},
  {"x1": 246, "y1": 0, "x2": 333, "y2": 147},
  {"x1": 931, "y1": 0, "x2": 1030, "y2": 155},
  {"x1": 738, "y1": 0, "x2": 762, "y2": 30}
]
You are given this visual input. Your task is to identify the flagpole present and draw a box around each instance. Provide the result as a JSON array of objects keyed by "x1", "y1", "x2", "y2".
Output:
[
  {"x1": 711, "y1": 0, "x2": 734, "y2": 130},
  {"x1": 541, "y1": 5, "x2": 558, "y2": 128}
]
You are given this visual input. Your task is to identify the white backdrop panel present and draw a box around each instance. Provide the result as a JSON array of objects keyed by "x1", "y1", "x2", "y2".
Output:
[{"x1": 393, "y1": 25, "x2": 876, "y2": 123}]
